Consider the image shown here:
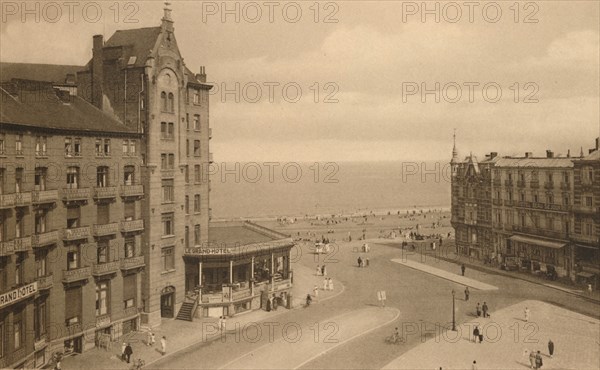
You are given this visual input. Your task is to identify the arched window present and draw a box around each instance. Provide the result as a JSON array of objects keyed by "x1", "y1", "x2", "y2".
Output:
[
  {"x1": 168, "y1": 93, "x2": 175, "y2": 112},
  {"x1": 161, "y1": 92, "x2": 167, "y2": 111}
]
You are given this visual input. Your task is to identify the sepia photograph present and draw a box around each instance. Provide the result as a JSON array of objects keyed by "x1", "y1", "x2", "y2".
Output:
[{"x1": 0, "y1": 0, "x2": 599, "y2": 369}]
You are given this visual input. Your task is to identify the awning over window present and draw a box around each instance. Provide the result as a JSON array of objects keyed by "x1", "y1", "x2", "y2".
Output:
[
  {"x1": 576, "y1": 272, "x2": 595, "y2": 278},
  {"x1": 508, "y1": 235, "x2": 566, "y2": 249}
]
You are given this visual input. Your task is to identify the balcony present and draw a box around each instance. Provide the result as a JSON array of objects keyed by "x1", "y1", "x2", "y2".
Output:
[
  {"x1": 504, "y1": 179, "x2": 514, "y2": 187},
  {"x1": 571, "y1": 233, "x2": 599, "y2": 244},
  {"x1": 0, "y1": 240, "x2": 15, "y2": 256},
  {"x1": 530, "y1": 180, "x2": 540, "y2": 189},
  {"x1": 62, "y1": 187, "x2": 90, "y2": 202},
  {"x1": 120, "y1": 256, "x2": 145, "y2": 271},
  {"x1": 63, "y1": 226, "x2": 91, "y2": 241},
  {"x1": 33, "y1": 230, "x2": 59, "y2": 248},
  {"x1": 13, "y1": 192, "x2": 32, "y2": 206},
  {"x1": 572, "y1": 205, "x2": 599, "y2": 214},
  {"x1": 0, "y1": 193, "x2": 15, "y2": 208},
  {"x1": 14, "y1": 236, "x2": 32, "y2": 252},
  {"x1": 560, "y1": 182, "x2": 570, "y2": 191},
  {"x1": 120, "y1": 184, "x2": 144, "y2": 198},
  {"x1": 544, "y1": 181, "x2": 554, "y2": 190},
  {"x1": 62, "y1": 266, "x2": 92, "y2": 283},
  {"x1": 32, "y1": 189, "x2": 58, "y2": 204},
  {"x1": 65, "y1": 322, "x2": 83, "y2": 336},
  {"x1": 93, "y1": 223, "x2": 119, "y2": 237},
  {"x1": 92, "y1": 261, "x2": 120, "y2": 276},
  {"x1": 93, "y1": 186, "x2": 117, "y2": 200},
  {"x1": 36, "y1": 274, "x2": 53, "y2": 290},
  {"x1": 124, "y1": 306, "x2": 139, "y2": 318},
  {"x1": 120, "y1": 219, "x2": 144, "y2": 233}
]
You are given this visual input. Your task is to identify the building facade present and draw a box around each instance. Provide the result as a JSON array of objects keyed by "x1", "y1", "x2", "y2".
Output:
[
  {"x1": 0, "y1": 80, "x2": 144, "y2": 368},
  {"x1": 75, "y1": 7, "x2": 212, "y2": 327},
  {"x1": 451, "y1": 138, "x2": 600, "y2": 285}
]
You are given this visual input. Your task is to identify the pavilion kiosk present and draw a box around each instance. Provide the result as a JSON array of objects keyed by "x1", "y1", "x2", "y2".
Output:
[{"x1": 183, "y1": 221, "x2": 294, "y2": 319}]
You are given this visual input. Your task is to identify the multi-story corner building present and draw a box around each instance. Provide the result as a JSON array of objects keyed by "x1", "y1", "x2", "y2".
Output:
[
  {"x1": 572, "y1": 139, "x2": 600, "y2": 286},
  {"x1": 451, "y1": 138, "x2": 599, "y2": 285},
  {"x1": 0, "y1": 79, "x2": 144, "y2": 368},
  {"x1": 75, "y1": 7, "x2": 212, "y2": 326}
]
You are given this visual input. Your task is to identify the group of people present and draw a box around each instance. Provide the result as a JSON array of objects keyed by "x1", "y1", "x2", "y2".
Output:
[
  {"x1": 475, "y1": 302, "x2": 490, "y2": 318},
  {"x1": 357, "y1": 256, "x2": 369, "y2": 267},
  {"x1": 316, "y1": 264, "x2": 328, "y2": 276},
  {"x1": 322, "y1": 277, "x2": 335, "y2": 291}
]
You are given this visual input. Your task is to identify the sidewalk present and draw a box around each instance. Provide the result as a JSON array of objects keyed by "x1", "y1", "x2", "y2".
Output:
[
  {"x1": 382, "y1": 299, "x2": 600, "y2": 369},
  {"x1": 380, "y1": 238, "x2": 600, "y2": 303},
  {"x1": 390, "y1": 258, "x2": 499, "y2": 290},
  {"x1": 62, "y1": 263, "x2": 344, "y2": 370}
]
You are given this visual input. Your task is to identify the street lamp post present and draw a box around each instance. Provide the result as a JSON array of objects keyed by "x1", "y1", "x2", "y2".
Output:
[{"x1": 451, "y1": 289, "x2": 456, "y2": 331}]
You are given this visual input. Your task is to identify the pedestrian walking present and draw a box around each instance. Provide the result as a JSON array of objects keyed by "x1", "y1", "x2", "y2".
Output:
[
  {"x1": 124, "y1": 343, "x2": 133, "y2": 363},
  {"x1": 160, "y1": 336, "x2": 167, "y2": 355},
  {"x1": 328, "y1": 278, "x2": 334, "y2": 291},
  {"x1": 358, "y1": 256, "x2": 362, "y2": 267},
  {"x1": 150, "y1": 331, "x2": 156, "y2": 346},
  {"x1": 366, "y1": 257, "x2": 370, "y2": 267},
  {"x1": 548, "y1": 339, "x2": 554, "y2": 358},
  {"x1": 535, "y1": 350, "x2": 543, "y2": 369},
  {"x1": 476, "y1": 302, "x2": 481, "y2": 317},
  {"x1": 529, "y1": 349, "x2": 536, "y2": 369},
  {"x1": 313, "y1": 285, "x2": 319, "y2": 299},
  {"x1": 588, "y1": 283, "x2": 593, "y2": 295},
  {"x1": 524, "y1": 307, "x2": 530, "y2": 322},
  {"x1": 121, "y1": 342, "x2": 127, "y2": 361},
  {"x1": 322, "y1": 265, "x2": 327, "y2": 276},
  {"x1": 221, "y1": 316, "x2": 227, "y2": 332},
  {"x1": 473, "y1": 326, "x2": 480, "y2": 343},
  {"x1": 461, "y1": 264, "x2": 466, "y2": 276},
  {"x1": 471, "y1": 360, "x2": 478, "y2": 370},
  {"x1": 323, "y1": 278, "x2": 328, "y2": 290},
  {"x1": 464, "y1": 286, "x2": 470, "y2": 301},
  {"x1": 482, "y1": 302, "x2": 489, "y2": 318},
  {"x1": 316, "y1": 265, "x2": 321, "y2": 276}
]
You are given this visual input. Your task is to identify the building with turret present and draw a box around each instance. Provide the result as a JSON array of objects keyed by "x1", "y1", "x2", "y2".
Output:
[{"x1": 451, "y1": 136, "x2": 599, "y2": 286}]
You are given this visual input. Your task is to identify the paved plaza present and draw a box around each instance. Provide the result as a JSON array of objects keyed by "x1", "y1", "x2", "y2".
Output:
[{"x1": 383, "y1": 300, "x2": 600, "y2": 369}]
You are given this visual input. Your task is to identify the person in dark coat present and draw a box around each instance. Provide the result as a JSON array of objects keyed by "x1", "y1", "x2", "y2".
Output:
[
  {"x1": 473, "y1": 326, "x2": 479, "y2": 343},
  {"x1": 461, "y1": 264, "x2": 466, "y2": 276},
  {"x1": 548, "y1": 339, "x2": 554, "y2": 358},
  {"x1": 464, "y1": 287, "x2": 470, "y2": 301},
  {"x1": 482, "y1": 302, "x2": 489, "y2": 318},
  {"x1": 124, "y1": 343, "x2": 133, "y2": 363}
]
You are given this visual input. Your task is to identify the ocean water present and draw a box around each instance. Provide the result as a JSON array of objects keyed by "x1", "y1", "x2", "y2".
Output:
[{"x1": 210, "y1": 161, "x2": 452, "y2": 219}]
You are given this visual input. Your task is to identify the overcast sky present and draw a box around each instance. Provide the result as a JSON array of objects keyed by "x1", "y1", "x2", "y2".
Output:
[{"x1": 2, "y1": 1, "x2": 599, "y2": 161}]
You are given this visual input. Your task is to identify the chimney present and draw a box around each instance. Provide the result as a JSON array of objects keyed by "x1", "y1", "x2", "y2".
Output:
[
  {"x1": 596, "y1": 137, "x2": 599, "y2": 150},
  {"x1": 567, "y1": 149, "x2": 571, "y2": 158},
  {"x1": 490, "y1": 152, "x2": 498, "y2": 159},
  {"x1": 162, "y1": 3, "x2": 174, "y2": 33},
  {"x1": 525, "y1": 152, "x2": 533, "y2": 158},
  {"x1": 92, "y1": 34, "x2": 104, "y2": 109},
  {"x1": 546, "y1": 150, "x2": 554, "y2": 158},
  {"x1": 197, "y1": 66, "x2": 207, "y2": 83}
]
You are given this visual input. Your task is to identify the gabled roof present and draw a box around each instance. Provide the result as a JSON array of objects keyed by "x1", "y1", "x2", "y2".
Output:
[
  {"x1": 0, "y1": 62, "x2": 83, "y2": 83},
  {"x1": 103, "y1": 27, "x2": 162, "y2": 67},
  {"x1": 1, "y1": 80, "x2": 136, "y2": 135},
  {"x1": 581, "y1": 150, "x2": 600, "y2": 161}
]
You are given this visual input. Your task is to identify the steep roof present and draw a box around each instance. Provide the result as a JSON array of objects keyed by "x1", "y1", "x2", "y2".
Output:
[
  {"x1": 103, "y1": 27, "x2": 162, "y2": 67},
  {"x1": 495, "y1": 157, "x2": 574, "y2": 168},
  {"x1": 0, "y1": 80, "x2": 136, "y2": 135},
  {"x1": 0, "y1": 62, "x2": 83, "y2": 83}
]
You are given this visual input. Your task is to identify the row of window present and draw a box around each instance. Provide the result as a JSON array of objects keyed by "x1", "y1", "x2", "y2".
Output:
[
  {"x1": 0, "y1": 166, "x2": 137, "y2": 193},
  {"x1": 493, "y1": 168, "x2": 595, "y2": 185},
  {"x1": 0, "y1": 134, "x2": 137, "y2": 157},
  {"x1": 0, "y1": 300, "x2": 46, "y2": 356}
]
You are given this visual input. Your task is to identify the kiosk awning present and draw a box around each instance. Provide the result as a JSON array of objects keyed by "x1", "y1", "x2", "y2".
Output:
[{"x1": 509, "y1": 235, "x2": 566, "y2": 249}]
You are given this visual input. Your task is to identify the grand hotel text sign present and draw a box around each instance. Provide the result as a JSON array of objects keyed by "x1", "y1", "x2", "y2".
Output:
[{"x1": 0, "y1": 282, "x2": 38, "y2": 308}]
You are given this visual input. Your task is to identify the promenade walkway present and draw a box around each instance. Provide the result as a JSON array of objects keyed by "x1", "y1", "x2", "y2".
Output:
[
  {"x1": 391, "y1": 258, "x2": 499, "y2": 291},
  {"x1": 62, "y1": 263, "x2": 343, "y2": 370},
  {"x1": 383, "y1": 300, "x2": 600, "y2": 369},
  {"x1": 220, "y1": 307, "x2": 400, "y2": 369}
]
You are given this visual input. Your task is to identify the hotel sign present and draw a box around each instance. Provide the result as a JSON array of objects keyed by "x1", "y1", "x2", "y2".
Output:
[
  {"x1": 0, "y1": 282, "x2": 38, "y2": 308},
  {"x1": 185, "y1": 247, "x2": 232, "y2": 256}
]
